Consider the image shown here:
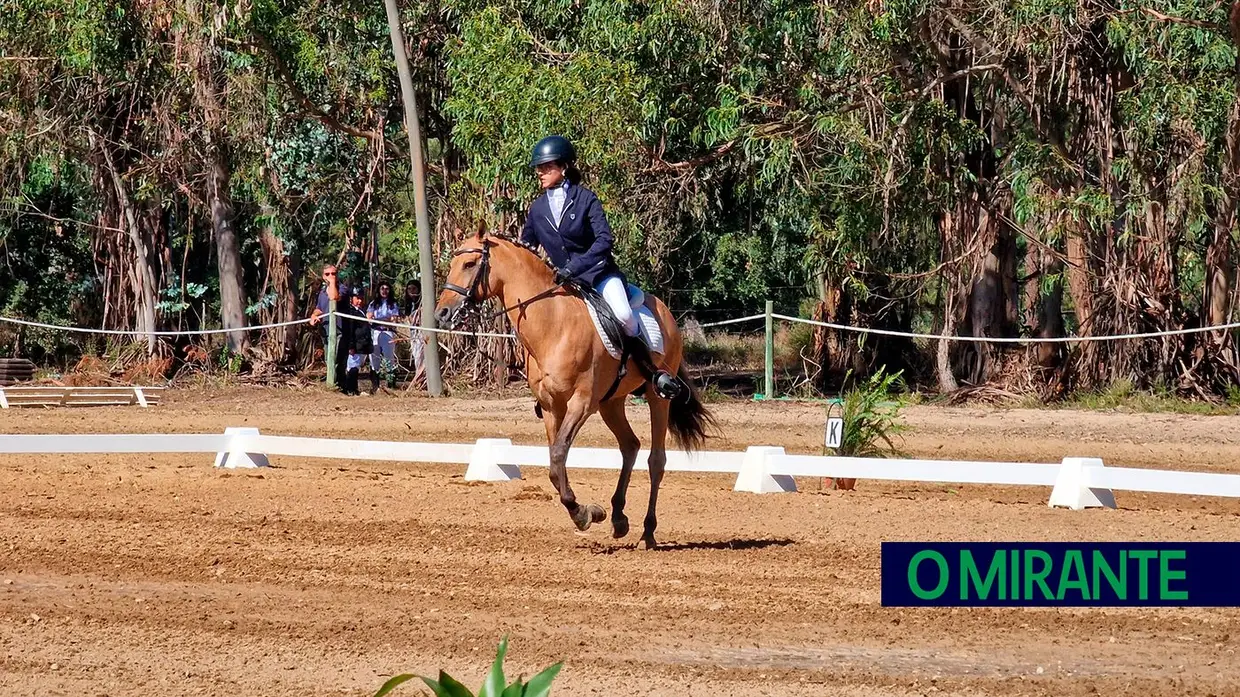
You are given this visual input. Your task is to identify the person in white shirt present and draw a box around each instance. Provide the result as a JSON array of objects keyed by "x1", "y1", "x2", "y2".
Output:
[{"x1": 366, "y1": 282, "x2": 402, "y2": 392}]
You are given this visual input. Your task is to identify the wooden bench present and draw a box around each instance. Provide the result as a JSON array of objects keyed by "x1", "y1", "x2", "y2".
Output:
[{"x1": 0, "y1": 386, "x2": 164, "y2": 409}]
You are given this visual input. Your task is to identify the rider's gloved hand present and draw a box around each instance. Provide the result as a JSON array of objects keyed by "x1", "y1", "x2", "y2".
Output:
[{"x1": 554, "y1": 267, "x2": 573, "y2": 285}]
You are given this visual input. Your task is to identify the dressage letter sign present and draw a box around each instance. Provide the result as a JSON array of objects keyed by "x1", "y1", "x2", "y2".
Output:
[
  {"x1": 881, "y1": 543, "x2": 1240, "y2": 606},
  {"x1": 825, "y1": 417, "x2": 843, "y2": 449}
]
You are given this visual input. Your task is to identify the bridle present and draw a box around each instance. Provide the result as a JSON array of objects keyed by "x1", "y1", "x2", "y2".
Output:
[
  {"x1": 442, "y1": 245, "x2": 492, "y2": 306},
  {"x1": 441, "y1": 242, "x2": 568, "y2": 327}
]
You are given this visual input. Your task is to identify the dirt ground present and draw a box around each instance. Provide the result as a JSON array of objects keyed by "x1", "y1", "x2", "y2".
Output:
[{"x1": 2, "y1": 386, "x2": 1239, "y2": 696}]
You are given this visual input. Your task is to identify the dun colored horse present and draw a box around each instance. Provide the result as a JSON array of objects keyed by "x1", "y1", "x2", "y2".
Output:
[{"x1": 434, "y1": 231, "x2": 715, "y2": 549}]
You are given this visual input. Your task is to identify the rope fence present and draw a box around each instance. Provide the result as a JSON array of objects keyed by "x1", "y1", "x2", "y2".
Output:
[
  {"x1": 0, "y1": 315, "x2": 315, "y2": 336},
  {"x1": 769, "y1": 314, "x2": 1240, "y2": 343},
  {"x1": 5, "y1": 305, "x2": 1239, "y2": 344},
  {"x1": 5, "y1": 304, "x2": 1239, "y2": 399},
  {"x1": 0, "y1": 313, "x2": 512, "y2": 339}
]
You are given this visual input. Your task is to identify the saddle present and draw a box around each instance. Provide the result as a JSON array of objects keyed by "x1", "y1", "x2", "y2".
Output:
[
  {"x1": 575, "y1": 281, "x2": 664, "y2": 357},
  {"x1": 569, "y1": 279, "x2": 665, "y2": 401},
  {"x1": 531, "y1": 278, "x2": 669, "y2": 420}
]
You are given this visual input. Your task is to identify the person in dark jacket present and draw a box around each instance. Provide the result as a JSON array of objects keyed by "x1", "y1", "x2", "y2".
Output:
[
  {"x1": 520, "y1": 135, "x2": 681, "y2": 400},
  {"x1": 339, "y1": 286, "x2": 374, "y2": 395}
]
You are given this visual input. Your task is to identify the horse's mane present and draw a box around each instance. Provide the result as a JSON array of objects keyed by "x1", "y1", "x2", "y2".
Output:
[{"x1": 486, "y1": 233, "x2": 558, "y2": 276}]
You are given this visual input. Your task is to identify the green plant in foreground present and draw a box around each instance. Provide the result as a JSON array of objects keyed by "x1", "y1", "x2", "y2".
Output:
[{"x1": 374, "y1": 636, "x2": 562, "y2": 697}]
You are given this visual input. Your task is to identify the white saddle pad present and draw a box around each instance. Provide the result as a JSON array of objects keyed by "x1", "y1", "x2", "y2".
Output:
[{"x1": 584, "y1": 285, "x2": 665, "y2": 360}]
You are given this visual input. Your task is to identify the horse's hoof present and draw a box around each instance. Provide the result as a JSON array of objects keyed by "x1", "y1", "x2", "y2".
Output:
[
  {"x1": 571, "y1": 506, "x2": 592, "y2": 531},
  {"x1": 588, "y1": 503, "x2": 607, "y2": 524},
  {"x1": 611, "y1": 515, "x2": 630, "y2": 539},
  {"x1": 572, "y1": 504, "x2": 606, "y2": 532},
  {"x1": 641, "y1": 534, "x2": 658, "y2": 550}
]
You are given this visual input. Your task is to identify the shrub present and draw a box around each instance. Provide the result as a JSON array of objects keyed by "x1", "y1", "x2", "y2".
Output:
[{"x1": 827, "y1": 367, "x2": 908, "y2": 489}]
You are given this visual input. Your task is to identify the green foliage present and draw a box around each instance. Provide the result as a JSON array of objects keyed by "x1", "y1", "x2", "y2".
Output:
[
  {"x1": 1064, "y1": 379, "x2": 1239, "y2": 415},
  {"x1": 834, "y1": 368, "x2": 907, "y2": 458},
  {"x1": 2, "y1": 0, "x2": 1240, "y2": 395},
  {"x1": 374, "y1": 636, "x2": 562, "y2": 697},
  {"x1": 217, "y1": 346, "x2": 244, "y2": 374},
  {"x1": 442, "y1": 4, "x2": 647, "y2": 200}
]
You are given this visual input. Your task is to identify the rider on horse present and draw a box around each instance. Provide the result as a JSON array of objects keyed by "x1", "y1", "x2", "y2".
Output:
[{"x1": 521, "y1": 135, "x2": 683, "y2": 401}]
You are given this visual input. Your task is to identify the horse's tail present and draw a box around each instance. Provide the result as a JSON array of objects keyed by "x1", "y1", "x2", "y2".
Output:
[{"x1": 667, "y1": 363, "x2": 717, "y2": 453}]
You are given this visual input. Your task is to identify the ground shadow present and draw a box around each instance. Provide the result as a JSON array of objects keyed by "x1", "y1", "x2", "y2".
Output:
[{"x1": 582, "y1": 537, "x2": 796, "y2": 555}]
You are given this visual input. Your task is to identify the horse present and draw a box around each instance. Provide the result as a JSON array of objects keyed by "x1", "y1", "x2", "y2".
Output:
[{"x1": 434, "y1": 230, "x2": 716, "y2": 549}]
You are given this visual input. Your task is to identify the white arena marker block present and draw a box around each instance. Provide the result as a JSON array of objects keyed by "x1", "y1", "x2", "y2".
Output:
[
  {"x1": 465, "y1": 438, "x2": 522, "y2": 482},
  {"x1": 733, "y1": 446, "x2": 796, "y2": 494},
  {"x1": 213, "y1": 427, "x2": 270, "y2": 469},
  {"x1": 1049, "y1": 457, "x2": 1116, "y2": 510}
]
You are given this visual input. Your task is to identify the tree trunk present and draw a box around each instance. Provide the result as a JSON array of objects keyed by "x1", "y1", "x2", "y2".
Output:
[
  {"x1": 258, "y1": 217, "x2": 301, "y2": 365},
  {"x1": 1207, "y1": 54, "x2": 1240, "y2": 330},
  {"x1": 384, "y1": 0, "x2": 443, "y2": 396},
  {"x1": 368, "y1": 220, "x2": 380, "y2": 292},
  {"x1": 94, "y1": 133, "x2": 157, "y2": 354},
  {"x1": 187, "y1": 0, "x2": 247, "y2": 353},
  {"x1": 963, "y1": 203, "x2": 1010, "y2": 386},
  {"x1": 1064, "y1": 223, "x2": 1093, "y2": 333},
  {"x1": 810, "y1": 270, "x2": 857, "y2": 391},
  {"x1": 208, "y1": 149, "x2": 247, "y2": 352},
  {"x1": 936, "y1": 208, "x2": 960, "y2": 393},
  {"x1": 1206, "y1": 224, "x2": 1235, "y2": 329},
  {"x1": 949, "y1": 191, "x2": 1016, "y2": 388}
]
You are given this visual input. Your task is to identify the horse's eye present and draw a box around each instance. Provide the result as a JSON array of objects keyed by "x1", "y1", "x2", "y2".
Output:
[{"x1": 463, "y1": 260, "x2": 476, "y2": 269}]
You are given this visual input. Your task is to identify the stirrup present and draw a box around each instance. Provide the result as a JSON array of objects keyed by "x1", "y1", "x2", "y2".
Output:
[
  {"x1": 652, "y1": 370, "x2": 683, "y2": 401},
  {"x1": 624, "y1": 334, "x2": 682, "y2": 401}
]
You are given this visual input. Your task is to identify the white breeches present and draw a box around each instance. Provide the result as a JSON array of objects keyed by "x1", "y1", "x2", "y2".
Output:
[
  {"x1": 595, "y1": 275, "x2": 639, "y2": 337},
  {"x1": 370, "y1": 330, "x2": 397, "y2": 370}
]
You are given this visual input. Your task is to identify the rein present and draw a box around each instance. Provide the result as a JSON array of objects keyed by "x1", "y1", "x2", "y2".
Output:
[{"x1": 443, "y1": 243, "x2": 567, "y2": 324}]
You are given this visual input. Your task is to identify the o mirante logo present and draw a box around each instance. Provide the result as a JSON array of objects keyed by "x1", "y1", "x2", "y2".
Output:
[{"x1": 882, "y1": 543, "x2": 1240, "y2": 607}]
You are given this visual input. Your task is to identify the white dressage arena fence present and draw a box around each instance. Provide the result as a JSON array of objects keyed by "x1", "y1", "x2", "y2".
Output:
[{"x1": 3, "y1": 428, "x2": 1240, "y2": 510}]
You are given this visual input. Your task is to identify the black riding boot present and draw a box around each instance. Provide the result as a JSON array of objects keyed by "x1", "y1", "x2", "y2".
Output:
[{"x1": 624, "y1": 334, "x2": 682, "y2": 401}]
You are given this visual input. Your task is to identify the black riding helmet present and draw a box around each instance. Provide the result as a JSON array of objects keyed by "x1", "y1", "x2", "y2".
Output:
[{"x1": 529, "y1": 135, "x2": 576, "y2": 168}]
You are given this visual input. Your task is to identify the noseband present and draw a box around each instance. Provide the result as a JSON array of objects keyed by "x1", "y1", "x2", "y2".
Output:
[{"x1": 443, "y1": 245, "x2": 491, "y2": 308}]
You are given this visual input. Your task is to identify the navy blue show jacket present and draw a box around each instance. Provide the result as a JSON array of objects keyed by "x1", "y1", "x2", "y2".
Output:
[{"x1": 520, "y1": 182, "x2": 625, "y2": 288}]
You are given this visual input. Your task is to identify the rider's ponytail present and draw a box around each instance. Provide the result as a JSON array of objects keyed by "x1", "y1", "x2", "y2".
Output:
[{"x1": 564, "y1": 163, "x2": 583, "y2": 185}]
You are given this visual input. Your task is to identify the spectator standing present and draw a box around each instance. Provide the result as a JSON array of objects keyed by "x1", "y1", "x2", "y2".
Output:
[
  {"x1": 308, "y1": 264, "x2": 348, "y2": 384},
  {"x1": 367, "y1": 282, "x2": 401, "y2": 392},
  {"x1": 339, "y1": 285, "x2": 373, "y2": 395}
]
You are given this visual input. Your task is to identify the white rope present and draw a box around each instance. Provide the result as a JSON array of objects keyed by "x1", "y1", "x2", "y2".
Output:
[
  {"x1": 6, "y1": 306, "x2": 1238, "y2": 344},
  {"x1": 0, "y1": 315, "x2": 313, "y2": 336},
  {"x1": 696, "y1": 313, "x2": 768, "y2": 328},
  {"x1": 771, "y1": 313, "x2": 1240, "y2": 343},
  {"x1": 365, "y1": 314, "x2": 516, "y2": 339}
]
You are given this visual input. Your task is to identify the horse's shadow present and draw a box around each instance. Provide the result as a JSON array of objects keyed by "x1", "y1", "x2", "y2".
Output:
[{"x1": 581, "y1": 537, "x2": 795, "y2": 555}]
